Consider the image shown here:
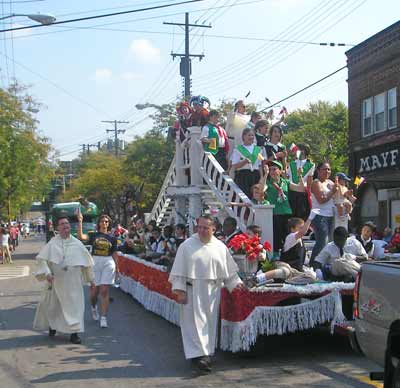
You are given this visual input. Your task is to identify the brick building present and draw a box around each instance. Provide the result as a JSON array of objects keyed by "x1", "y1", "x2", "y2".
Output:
[{"x1": 346, "y1": 21, "x2": 400, "y2": 232}]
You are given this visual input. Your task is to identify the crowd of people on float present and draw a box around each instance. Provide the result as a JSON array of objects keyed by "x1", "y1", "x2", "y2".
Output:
[{"x1": 172, "y1": 96, "x2": 400, "y2": 284}]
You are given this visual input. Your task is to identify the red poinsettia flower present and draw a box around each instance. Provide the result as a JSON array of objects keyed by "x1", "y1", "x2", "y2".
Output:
[{"x1": 263, "y1": 241, "x2": 272, "y2": 252}]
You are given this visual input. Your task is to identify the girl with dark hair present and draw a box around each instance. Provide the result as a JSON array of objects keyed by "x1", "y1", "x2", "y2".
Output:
[
  {"x1": 287, "y1": 143, "x2": 315, "y2": 220},
  {"x1": 309, "y1": 162, "x2": 338, "y2": 265},
  {"x1": 77, "y1": 213, "x2": 118, "y2": 329},
  {"x1": 230, "y1": 128, "x2": 266, "y2": 197},
  {"x1": 264, "y1": 125, "x2": 287, "y2": 170},
  {"x1": 253, "y1": 119, "x2": 269, "y2": 148}
]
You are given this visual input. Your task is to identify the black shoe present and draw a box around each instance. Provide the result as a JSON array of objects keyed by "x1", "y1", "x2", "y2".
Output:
[
  {"x1": 49, "y1": 328, "x2": 56, "y2": 337},
  {"x1": 194, "y1": 356, "x2": 212, "y2": 373},
  {"x1": 70, "y1": 333, "x2": 82, "y2": 344}
]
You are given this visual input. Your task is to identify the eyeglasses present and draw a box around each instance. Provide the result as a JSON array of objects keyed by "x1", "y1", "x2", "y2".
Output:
[{"x1": 100, "y1": 220, "x2": 110, "y2": 223}]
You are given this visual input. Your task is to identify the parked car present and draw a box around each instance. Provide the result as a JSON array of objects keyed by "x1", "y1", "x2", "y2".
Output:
[{"x1": 351, "y1": 261, "x2": 400, "y2": 387}]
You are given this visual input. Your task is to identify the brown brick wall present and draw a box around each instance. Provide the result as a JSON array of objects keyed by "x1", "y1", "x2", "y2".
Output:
[{"x1": 346, "y1": 22, "x2": 400, "y2": 151}]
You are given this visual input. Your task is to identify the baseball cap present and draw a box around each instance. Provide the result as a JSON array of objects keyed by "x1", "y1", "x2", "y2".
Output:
[
  {"x1": 336, "y1": 172, "x2": 351, "y2": 181},
  {"x1": 267, "y1": 160, "x2": 283, "y2": 170}
]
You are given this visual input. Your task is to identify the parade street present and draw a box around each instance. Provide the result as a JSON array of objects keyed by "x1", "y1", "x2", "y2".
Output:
[{"x1": 0, "y1": 236, "x2": 382, "y2": 388}]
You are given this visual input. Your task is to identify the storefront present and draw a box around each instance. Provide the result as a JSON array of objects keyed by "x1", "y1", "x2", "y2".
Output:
[{"x1": 351, "y1": 141, "x2": 400, "y2": 231}]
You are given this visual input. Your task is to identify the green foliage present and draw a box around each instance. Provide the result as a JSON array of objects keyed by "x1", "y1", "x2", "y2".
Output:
[
  {"x1": 284, "y1": 101, "x2": 348, "y2": 174},
  {"x1": 124, "y1": 131, "x2": 174, "y2": 210},
  {"x1": 0, "y1": 84, "x2": 53, "y2": 220},
  {"x1": 63, "y1": 152, "x2": 129, "y2": 217}
]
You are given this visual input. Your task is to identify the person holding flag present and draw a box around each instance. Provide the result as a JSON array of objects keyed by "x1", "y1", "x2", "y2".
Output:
[
  {"x1": 200, "y1": 110, "x2": 229, "y2": 170},
  {"x1": 230, "y1": 128, "x2": 266, "y2": 197},
  {"x1": 259, "y1": 160, "x2": 306, "y2": 254},
  {"x1": 287, "y1": 143, "x2": 315, "y2": 220}
]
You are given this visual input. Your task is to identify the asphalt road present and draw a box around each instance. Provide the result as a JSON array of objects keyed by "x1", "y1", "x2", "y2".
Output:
[{"x1": 0, "y1": 235, "x2": 384, "y2": 388}]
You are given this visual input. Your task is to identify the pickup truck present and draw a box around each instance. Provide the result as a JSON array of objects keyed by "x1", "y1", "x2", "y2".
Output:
[{"x1": 352, "y1": 261, "x2": 400, "y2": 387}]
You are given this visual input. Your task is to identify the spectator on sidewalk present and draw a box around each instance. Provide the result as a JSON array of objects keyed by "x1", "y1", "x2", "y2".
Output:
[{"x1": 0, "y1": 227, "x2": 12, "y2": 264}]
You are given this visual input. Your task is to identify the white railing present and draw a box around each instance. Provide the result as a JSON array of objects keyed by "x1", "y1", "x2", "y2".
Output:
[
  {"x1": 199, "y1": 152, "x2": 255, "y2": 231},
  {"x1": 149, "y1": 155, "x2": 176, "y2": 225},
  {"x1": 149, "y1": 126, "x2": 274, "y2": 248}
]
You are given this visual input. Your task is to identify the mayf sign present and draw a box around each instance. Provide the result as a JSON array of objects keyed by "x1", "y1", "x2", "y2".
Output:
[{"x1": 356, "y1": 143, "x2": 400, "y2": 174}]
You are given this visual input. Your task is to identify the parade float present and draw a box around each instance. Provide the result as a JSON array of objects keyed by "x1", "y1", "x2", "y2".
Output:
[{"x1": 116, "y1": 98, "x2": 354, "y2": 352}]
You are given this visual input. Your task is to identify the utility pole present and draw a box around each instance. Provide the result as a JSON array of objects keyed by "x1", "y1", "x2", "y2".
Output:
[
  {"x1": 164, "y1": 13, "x2": 211, "y2": 99},
  {"x1": 101, "y1": 120, "x2": 129, "y2": 157}
]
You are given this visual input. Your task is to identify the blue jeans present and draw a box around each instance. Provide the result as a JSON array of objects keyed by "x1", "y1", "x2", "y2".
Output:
[{"x1": 310, "y1": 215, "x2": 333, "y2": 265}]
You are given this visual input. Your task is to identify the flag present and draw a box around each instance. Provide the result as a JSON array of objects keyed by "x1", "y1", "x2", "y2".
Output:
[
  {"x1": 279, "y1": 106, "x2": 288, "y2": 115},
  {"x1": 289, "y1": 143, "x2": 298, "y2": 154},
  {"x1": 354, "y1": 176, "x2": 365, "y2": 187}
]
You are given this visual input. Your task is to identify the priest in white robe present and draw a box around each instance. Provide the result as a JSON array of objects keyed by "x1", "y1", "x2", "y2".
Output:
[
  {"x1": 33, "y1": 217, "x2": 95, "y2": 344},
  {"x1": 169, "y1": 215, "x2": 243, "y2": 372}
]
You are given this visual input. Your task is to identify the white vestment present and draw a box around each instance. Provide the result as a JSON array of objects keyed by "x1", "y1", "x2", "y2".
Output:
[
  {"x1": 169, "y1": 234, "x2": 242, "y2": 359},
  {"x1": 33, "y1": 235, "x2": 94, "y2": 334}
]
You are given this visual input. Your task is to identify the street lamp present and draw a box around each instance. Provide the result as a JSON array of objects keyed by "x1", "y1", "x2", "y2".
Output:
[{"x1": 0, "y1": 13, "x2": 56, "y2": 25}]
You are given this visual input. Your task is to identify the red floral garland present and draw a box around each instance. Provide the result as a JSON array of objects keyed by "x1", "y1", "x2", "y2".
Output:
[{"x1": 117, "y1": 254, "x2": 177, "y2": 301}]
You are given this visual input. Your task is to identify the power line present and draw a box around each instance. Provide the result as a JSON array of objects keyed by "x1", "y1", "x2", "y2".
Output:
[
  {"x1": 0, "y1": 0, "x2": 268, "y2": 41},
  {"x1": 194, "y1": 0, "x2": 349, "y2": 90},
  {"x1": 56, "y1": 0, "x2": 186, "y2": 18},
  {"x1": 0, "y1": 50, "x2": 112, "y2": 118},
  {"x1": 0, "y1": 0, "x2": 206, "y2": 33},
  {"x1": 195, "y1": 0, "x2": 365, "y2": 96},
  {"x1": 102, "y1": 120, "x2": 129, "y2": 157},
  {"x1": 260, "y1": 65, "x2": 347, "y2": 112}
]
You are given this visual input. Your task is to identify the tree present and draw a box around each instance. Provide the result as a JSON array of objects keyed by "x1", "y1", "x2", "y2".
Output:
[
  {"x1": 0, "y1": 84, "x2": 53, "y2": 220},
  {"x1": 284, "y1": 101, "x2": 348, "y2": 174},
  {"x1": 124, "y1": 131, "x2": 174, "y2": 211},
  {"x1": 62, "y1": 152, "x2": 129, "y2": 221}
]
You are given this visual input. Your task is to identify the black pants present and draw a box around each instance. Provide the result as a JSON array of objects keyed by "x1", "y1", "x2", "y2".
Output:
[
  {"x1": 214, "y1": 148, "x2": 228, "y2": 171},
  {"x1": 234, "y1": 169, "x2": 260, "y2": 198},
  {"x1": 273, "y1": 214, "x2": 291, "y2": 254}
]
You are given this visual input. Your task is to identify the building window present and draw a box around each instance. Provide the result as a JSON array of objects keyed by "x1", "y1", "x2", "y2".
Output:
[
  {"x1": 388, "y1": 87, "x2": 397, "y2": 129},
  {"x1": 362, "y1": 98, "x2": 373, "y2": 136},
  {"x1": 361, "y1": 88, "x2": 398, "y2": 137},
  {"x1": 374, "y1": 93, "x2": 385, "y2": 132}
]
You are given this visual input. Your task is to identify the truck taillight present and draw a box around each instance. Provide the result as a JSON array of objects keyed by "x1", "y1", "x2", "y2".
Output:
[{"x1": 353, "y1": 271, "x2": 361, "y2": 318}]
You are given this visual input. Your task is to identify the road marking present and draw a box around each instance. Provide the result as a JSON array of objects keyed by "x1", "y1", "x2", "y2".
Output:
[
  {"x1": 0, "y1": 265, "x2": 30, "y2": 280},
  {"x1": 352, "y1": 374, "x2": 383, "y2": 387}
]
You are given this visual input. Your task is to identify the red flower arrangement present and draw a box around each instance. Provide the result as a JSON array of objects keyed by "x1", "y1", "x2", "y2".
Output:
[
  {"x1": 385, "y1": 233, "x2": 400, "y2": 253},
  {"x1": 227, "y1": 233, "x2": 272, "y2": 261}
]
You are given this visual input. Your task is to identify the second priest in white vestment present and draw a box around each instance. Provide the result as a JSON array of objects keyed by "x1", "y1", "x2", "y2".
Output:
[{"x1": 169, "y1": 215, "x2": 242, "y2": 370}]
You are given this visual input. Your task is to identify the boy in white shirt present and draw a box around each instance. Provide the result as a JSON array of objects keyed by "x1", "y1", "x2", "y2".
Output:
[{"x1": 255, "y1": 211, "x2": 317, "y2": 284}]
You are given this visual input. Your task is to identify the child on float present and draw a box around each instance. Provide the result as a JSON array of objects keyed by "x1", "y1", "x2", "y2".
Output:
[
  {"x1": 200, "y1": 110, "x2": 229, "y2": 171},
  {"x1": 264, "y1": 124, "x2": 287, "y2": 171},
  {"x1": 230, "y1": 128, "x2": 266, "y2": 198},
  {"x1": 253, "y1": 119, "x2": 269, "y2": 148},
  {"x1": 287, "y1": 143, "x2": 315, "y2": 220},
  {"x1": 254, "y1": 211, "x2": 318, "y2": 285},
  {"x1": 333, "y1": 172, "x2": 357, "y2": 229},
  {"x1": 260, "y1": 160, "x2": 306, "y2": 254}
]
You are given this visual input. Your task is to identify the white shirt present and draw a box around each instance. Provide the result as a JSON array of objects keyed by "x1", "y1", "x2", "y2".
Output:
[
  {"x1": 201, "y1": 124, "x2": 226, "y2": 148},
  {"x1": 283, "y1": 232, "x2": 302, "y2": 252},
  {"x1": 311, "y1": 179, "x2": 334, "y2": 217},
  {"x1": 1, "y1": 234, "x2": 9, "y2": 246},
  {"x1": 315, "y1": 237, "x2": 367, "y2": 266},
  {"x1": 230, "y1": 144, "x2": 266, "y2": 170}
]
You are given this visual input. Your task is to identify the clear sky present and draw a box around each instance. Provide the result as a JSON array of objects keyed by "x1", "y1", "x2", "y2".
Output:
[{"x1": 1, "y1": 0, "x2": 399, "y2": 160}]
